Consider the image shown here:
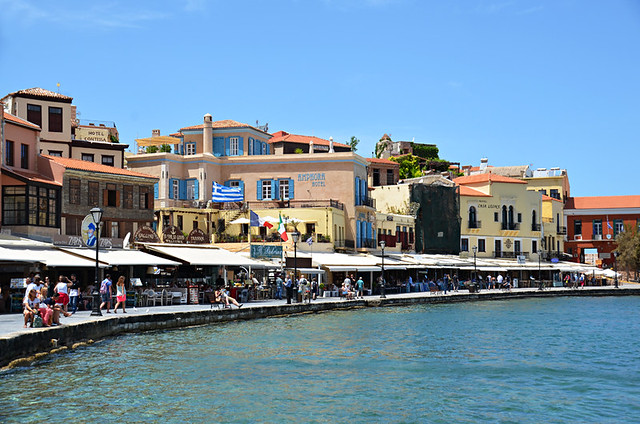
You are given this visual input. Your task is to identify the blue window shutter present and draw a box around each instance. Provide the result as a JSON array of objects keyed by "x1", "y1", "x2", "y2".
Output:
[
  {"x1": 238, "y1": 137, "x2": 244, "y2": 155},
  {"x1": 361, "y1": 179, "x2": 366, "y2": 204},
  {"x1": 179, "y1": 180, "x2": 187, "y2": 200},
  {"x1": 224, "y1": 180, "x2": 230, "y2": 187},
  {"x1": 194, "y1": 179, "x2": 199, "y2": 199},
  {"x1": 355, "y1": 177, "x2": 360, "y2": 205},
  {"x1": 267, "y1": 144, "x2": 270, "y2": 154},
  {"x1": 239, "y1": 181, "x2": 245, "y2": 199},
  {"x1": 154, "y1": 183, "x2": 159, "y2": 199},
  {"x1": 273, "y1": 179, "x2": 280, "y2": 200},
  {"x1": 225, "y1": 137, "x2": 230, "y2": 156},
  {"x1": 289, "y1": 179, "x2": 294, "y2": 199},
  {"x1": 214, "y1": 137, "x2": 224, "y2": 156},
  {"x1": 168, "y1": 178, "x2": 175, "y2": 199},
  {"x1": 356, "y1": 220, "x2": 360, "y2": 248},
  {"x1": 257, "y1": 180, "x2": 263, "y2": 200}
]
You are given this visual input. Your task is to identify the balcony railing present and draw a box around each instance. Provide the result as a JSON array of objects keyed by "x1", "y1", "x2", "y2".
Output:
[
  {"x1": 501, "y1": 222, "x2": 520, "y2": 231},
  {"x1": 357, "y1": 197, "x2": 376, "y2": 208},
  {"x1": 557, "y1": 226, "x2": 567, "y2": 235},
  {"x1": 359, "y1": 239, "x2": 377, "y2": 249},
  {"x1": 243, "y1": 199, "x2": 344, "y2": 211},
  {"x1": 468, "y1": 220, "x2": 482, "y2": 229},
  {"x1": 377, "y1": 234, "x2": 397, "y2": 248},
  {"x1": 344, "y1": 239, "x2": 355, "y2": 248},
  {"x1": 532, "y1": 223, "x2": 541, "y2": 231},
  {"x1": 494, "y1": 251, "x2": 529, "y2": 259}
]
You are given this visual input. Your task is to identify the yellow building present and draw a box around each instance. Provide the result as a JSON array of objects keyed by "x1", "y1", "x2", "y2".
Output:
[{"x1": 523, "y1": 167, "x2": 570, "y2": 202}]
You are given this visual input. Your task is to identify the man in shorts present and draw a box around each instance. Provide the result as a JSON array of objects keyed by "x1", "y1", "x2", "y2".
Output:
[{"x1": 99, "y1": 274, "x2": 113, "y2": 313}]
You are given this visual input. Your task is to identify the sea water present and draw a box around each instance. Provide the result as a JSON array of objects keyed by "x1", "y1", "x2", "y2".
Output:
[{"x1": 1, "y1": 296, "x2": 639, "y2": 423}]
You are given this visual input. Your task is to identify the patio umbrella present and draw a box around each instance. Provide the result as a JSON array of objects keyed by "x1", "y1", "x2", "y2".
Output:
[
  {"x1": 602, "y1": 269, "x2": 620, "y2": 278},
  {"x1": 260, "y1": 216, "x2": 279, "y2": 223},
  {"x1": 230, "y1": 217, "x2": 251, "y2": 224}
]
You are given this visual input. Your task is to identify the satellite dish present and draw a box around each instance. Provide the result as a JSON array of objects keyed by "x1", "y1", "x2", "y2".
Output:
[{"x1": 123, "y1": 232, "x2": 131, "y2": 249}]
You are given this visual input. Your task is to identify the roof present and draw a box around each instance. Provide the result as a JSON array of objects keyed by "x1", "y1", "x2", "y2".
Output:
[
  {"x1": 5, "y1": 87, "x2": 73, "y2": 101},
  {"x1": 2, "y1": 167, "x2": 61, "y2": 186},
  {"x1": 367, "y1": 157, "x2": 399, "y2": 166},
  {"x1": 42, "y1": 155, "x2": 157, "y2": 179},
  {"x1": 180, "y1": 119, "x2": 266, "y2": 133},
  {"x1": 565, "y1": 196, "x2": 640, "y2": 210},
  {"x1": 268, "y1": 131, "x2": 351, "y2": 149},
  {"x1": 454, "y1": 173, "x2": 527, "y2": 185},
  {"x1": 459, "y1": 186, "x2": 492, "y2": 197},
  {"x1": 3, "y1": 111, "x2": 41, "y2": 130},
  {"x1": 541, "y1": 194, "x2": 562, "y2": 203}
]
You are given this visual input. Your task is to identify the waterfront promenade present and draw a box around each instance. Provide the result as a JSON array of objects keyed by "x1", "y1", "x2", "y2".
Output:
[{"x1": 2, "y1": 284, "x2": 638, "y2": 369}]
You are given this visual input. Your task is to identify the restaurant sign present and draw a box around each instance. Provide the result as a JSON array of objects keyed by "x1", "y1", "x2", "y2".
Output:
[
  {"x1": 251, "y1": 244, "x2": 283, "y2": 259},
  {"x1": 187, "y1": 228, "x2": 208, "y2": 244},
  {"x1": 134, "y1": 226, "x2": 160, "y2": 243},
  {"x1": 53, "y1": 235, "x2": 122, "y2": 248},
  {"x1": 162, "y1": 225, "x2": 186, "y2": 244}
]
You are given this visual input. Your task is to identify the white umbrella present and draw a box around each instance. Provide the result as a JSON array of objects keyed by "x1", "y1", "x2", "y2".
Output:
[
  {"x1": 260, "y1": 216, "x2": 279, "y2": 223},
  {"x1": 602, "y1": 269, "x2": 620, "y2": 278},
  {"x1": 285, "y1": 217, "x2": 305, "y2": 224},
  {"x1": 230, "y1": 217, "x2": 251, "y2": 224}
]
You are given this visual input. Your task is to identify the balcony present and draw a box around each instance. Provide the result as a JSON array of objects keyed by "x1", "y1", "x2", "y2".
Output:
[
  {"x1": 501, "y1": 223, "x2": 520, "y2": 231},
  {"x1": 377, "y1": 234, "x2": 397, "y2": 248},
  {"x1": 557, "y1": 226, "x2": 567, "y2": 235},
  {"x1": 494, "y1": 251, "x2": 529, "y2": 259},
  {"x1": 358, "y1": 197, "x2": 376, "y2": 208},
  {"x1": 244, "y1": 199, "x2": 344, "y2": 211},
  {"x1": 359, "y1": 239, "x2": 377, "y2": 249},
  {"x1": 531, "y1": 223, "x2": 541, "y2": 231},
  {"x1": 468, "y1": 220, "x2": 482, "y2": 229}
]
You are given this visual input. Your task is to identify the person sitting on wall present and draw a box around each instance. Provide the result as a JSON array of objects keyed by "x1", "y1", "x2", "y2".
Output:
[
  {"x1": 216, "y1": 287, "x2": 242, "y2": 308},
  {"x1": 23, "y1": 289, "x2": 40, "y2": 328}
]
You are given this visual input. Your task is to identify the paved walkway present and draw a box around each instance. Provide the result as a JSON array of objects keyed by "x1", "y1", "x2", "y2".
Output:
[{"x1": 1, "y1": 284, "x2": 637, "y2": 340}]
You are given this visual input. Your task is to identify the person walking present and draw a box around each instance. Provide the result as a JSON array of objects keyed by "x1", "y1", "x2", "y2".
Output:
[
  {"x1": 285, "y1": 274, "x2": 293, "y2": 304},
  {"x1": 356, "y1": 276, "x2": 364, "y2": 299},
  {"x1": 113, "y1": 276, "x2": 127, "y2": 314},
  {"x1": 68, "y1": 274, "x2": 81, "y2": 314},
  {"x1": 275, "y1": 274, "x2": 283, "y2": 300},
  {"x1": 99, "y1": 274, "x2": 113, "y2": 313},
  {"x1": 54, "y1": 275, "x2": 71, "y2": 313}
]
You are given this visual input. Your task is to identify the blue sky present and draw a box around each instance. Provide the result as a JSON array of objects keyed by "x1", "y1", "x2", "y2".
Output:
[{"x1": 1, "y1": 0, "x2": 638, "y2": 197}]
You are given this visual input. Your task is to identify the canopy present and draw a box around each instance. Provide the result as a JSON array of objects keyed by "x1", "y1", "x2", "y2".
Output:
[
  {"x1": 325, "y1": 265, "x2": 381, "y2": 272},
  {"x1": 229, "y1": 218, "x2": 251, "y2": 224},
  {"x1": 144, "y1": 244, "x2": 266, "y2": 267},
  {"x1": 60, "y1": 248, "x2": 180, "y2": 266},
  {"x1": 135, "y1": 135, "x2": 181, "y2": 147},
  {"x1": 0, "y1": 247, "x2": 106, "y2": 267}
]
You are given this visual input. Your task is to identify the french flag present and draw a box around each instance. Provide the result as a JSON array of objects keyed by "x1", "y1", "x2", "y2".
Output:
[{"x1": 250, "y1": 211, "x2": 273, "y2": 229}]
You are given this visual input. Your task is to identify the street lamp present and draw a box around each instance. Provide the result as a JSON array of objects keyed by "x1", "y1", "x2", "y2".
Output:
[
  {"x1": 379, "y1": 240, "x2": 386, "y2": 298},
  {"x1": 614, "y1": 251, "x2": 619, "y2": 288},
  {"x1": 537, "y1": 249, "x2": 543, "y2": 291},
  {"x1": 291, "y1": 231, "x2": 300, "y2": 300},
  {"x1": 90, "y1": 207, "x2": 104, "y2": 316},
  {"x1": 472, "y1": 246, "x2": 478, "y2": 290}
]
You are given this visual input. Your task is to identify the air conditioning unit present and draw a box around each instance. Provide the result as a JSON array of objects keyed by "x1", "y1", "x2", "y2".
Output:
[
  {"x1": 594, "y1": 234, "x2": 602, "y2": 240},
  {"x1": 574, "y1": 235, "x2": 582, "y2": 241}
]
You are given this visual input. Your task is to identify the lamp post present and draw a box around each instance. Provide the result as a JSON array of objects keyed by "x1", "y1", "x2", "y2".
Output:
[
  {"x1": 90, "y1": 207, "x2": 104, "y2": 316},
  {"x1": 472, "y1": 246, "x2": 477, "y2": 290},
  {"x1": 614, "y1": 251, "x2": 619, "y2": 288},
  {"x1": 291, "y1": 231, "x2": 300, "y2": 300},
  {"x1": 537, "y1": 249, "x2": 543, "y2": 291},
  {"x1": 379, "y1": 240, "x2": 386, "y2": 298}
]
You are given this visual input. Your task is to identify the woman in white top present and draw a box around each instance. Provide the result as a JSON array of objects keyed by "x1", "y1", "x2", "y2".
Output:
[
  {"x1": 23, "y1": 289, "x2": 40, "y2": 328},
  {"x1": 54, "y1": 275, "x2": 71, "y2": 313},
  {"x1": 113, "y1": 276, "x2": 127, "y2": 313}
]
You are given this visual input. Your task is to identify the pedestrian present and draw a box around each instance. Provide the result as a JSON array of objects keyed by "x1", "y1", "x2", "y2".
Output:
[
  {"x1": 453, "y1": 274, "x2": 459, "y2": 292},
  {"x1": 496, "y1": 274, "x2": 503, "y2": 290},
  {"x1": 311, "y1": 277, "x2": 318, "y2": 300},
  {"x1": 113, "y1": 276, "x2": 127, "y2": 314},
  {"x1": 356, "y1": 276, "x2": 364, "y2": 299},
  {"x1": 68, "y1": 274, "x2": 81, "y2": 314},
  {"x1": 275, "y1": 274, "x2": 283, "y2": 300},
  {"x1": 100, "y1": 274, "x2": 113, "y2": 313},
  {"x1": 285, "y1": 274, "x2": 293, "y2": 304},
  {"x1": 54, "y1": 275, "x2": 71, "y2": 313}
]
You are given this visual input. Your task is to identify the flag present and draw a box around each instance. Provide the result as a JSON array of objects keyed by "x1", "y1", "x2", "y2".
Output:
[
  {"x1": 250, "y1": 210, "x2": 274, "y2": 229},
  {"x1": 211, "y1": 182, "x2": 243, "y2": 202},
  {"x1": 278, "y1": 213, "x2": 288, "y2": 242},
  {"x1": 306, "y1": 236, "x2": 313, "y2": 246},
  {"x1": 607, "y1": 216, "x2": 613, "y2": 230}
]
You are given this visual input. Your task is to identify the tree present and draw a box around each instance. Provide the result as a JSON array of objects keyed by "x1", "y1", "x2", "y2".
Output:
[
  {"x1": 390, "y1": 155, "x2": 422, "y2": 179},
  {"x1": 375, "y1": 135, "x2": 390, "y2": 158},
  {"x1": 348, "y1": 136, "x2": 360, "y2": 152},
  {"x1": 159, "y1": 144, "x2": 172, "y2": 152},
  {"x1": 615, "y1": 224, "x2": 640, "y2": 279},
  {"x1": 145, "y1": 144, "x2": 172, "y2": 153}
]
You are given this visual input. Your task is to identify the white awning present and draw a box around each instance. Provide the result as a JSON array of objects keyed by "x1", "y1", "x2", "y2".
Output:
[
  {"x1": 60, "y1": 248, "x2": 181, "y2": 266},
  {"x1": 144, "y1": 244, "x2": 267, "y2": 267},
  {"x1": 295, "y1": 268, "x2": 326, "y2": 274},
  {"x1": 325, "y1": 265, "x2": 381, "y2": 272},
  {"x1": 0, "y1": 247, "x2": 107, "y2": 267}
]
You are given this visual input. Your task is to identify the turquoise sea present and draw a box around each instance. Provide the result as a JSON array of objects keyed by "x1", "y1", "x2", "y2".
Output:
[{"x1": 1, "y1": 296, "x2": 639, "y2": 423}]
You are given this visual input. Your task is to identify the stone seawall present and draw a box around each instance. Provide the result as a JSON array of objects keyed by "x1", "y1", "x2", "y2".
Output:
[{"x1": 2, "y1": 287, "x2": 639, "y2": 369}]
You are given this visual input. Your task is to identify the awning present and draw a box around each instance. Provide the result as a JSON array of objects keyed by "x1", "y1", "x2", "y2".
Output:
[
  {"x1": 325, "y1": 265, "x2": 381, "y2": 272},
  {"x1": 60, "y1": 248, "x2": 181, "y2": 266},
  {"x1": 0, "y1": 247, "x2": 107, "y2": 267},
  {"x1": 135, "y1": 135, "x2": 181, "y2": 147},
  {"x1": 144, "y1": 244, "x2": 267, "y2": 267},
  {"x1": 293, "y1": 268, "x2": 325, "y2": 274}
]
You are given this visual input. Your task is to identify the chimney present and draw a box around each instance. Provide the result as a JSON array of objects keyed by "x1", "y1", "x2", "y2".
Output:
[
  {"x1": 70, "y1": 106, "x2": 77, "y2": 125},
  {"x1": 480, "y1": 157, "x2": 488, "y2": 171},
  {"x1": 309, "y1": 139, "x2": 314, "y2": 154},
  {"x1": 329, "y1": 136, "x2": 334, "y2": 153},
  {"x1": 203, "y1": 113, "x2": 213, "y2": 154},
  {"x1": 152, "y1": 129, "x2": 160, "y2": 137}
]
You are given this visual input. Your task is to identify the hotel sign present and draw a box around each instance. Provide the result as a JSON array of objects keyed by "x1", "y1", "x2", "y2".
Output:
[
  {"x1": 298, "y1": 172, "x2": 326, "y2": 187},
  {"x1": 75, "y1": 127, "x2": 110, "y2": 143}
]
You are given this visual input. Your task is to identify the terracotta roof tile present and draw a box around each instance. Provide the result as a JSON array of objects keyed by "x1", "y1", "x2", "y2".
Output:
[
  {"x1": 180, "y1": 119, "x2": 266, "y2": 132},
  {"x1": 7, "y1": 87, "x2": 73, "y2": 101},
  {"x1": 43, "y1": 155, "x2": 157, "y2": 179},
  {"x1": 2, "y1": 167, "x2": 61, "y2": 186},
  {"x1": 3, "y1": 111, "x2": 41, "y2": 130},
  {"x1": 565, "y1": 196, "x2": 640, "y2": 210},
  {"x1": 366, "y1": 157, "x2": 399, "y2": 165},
  {"x1": 458, "y1": 185, "x2": 492, "y2": 197},
  {"x1": 453, "y1": 173, "x2": 527, "y2": 185},
  {"x1": 268, "y1": 131, "x2": 351, "y2": 149}
]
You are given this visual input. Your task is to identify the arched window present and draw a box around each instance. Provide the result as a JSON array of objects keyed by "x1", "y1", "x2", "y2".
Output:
[
  {"x1": 501, "y1": 206, "x2": 508, "y2": 230},
  {"x1": 532, "y1": 210, "x2": 537, "y2": 231},
  {"x1": 468, "y1": 206, "x2": 477, "y2": 228},
  {"x1": 508, "y1": 206, "x2": 515, "y2": 229}
]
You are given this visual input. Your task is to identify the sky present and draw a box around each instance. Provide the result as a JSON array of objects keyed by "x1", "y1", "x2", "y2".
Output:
[{"x1": 1, "y1": 0, "x2": 639, "y2": 197}]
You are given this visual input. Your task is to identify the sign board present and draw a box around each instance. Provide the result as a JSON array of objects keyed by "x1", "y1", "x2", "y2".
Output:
[
  {"x1": 251, "y1": 244, "x2": 283, "y2": 259},
  {"x1": 551, "y1": 257, "x2": 559, "y2": 263},
  {"x1": 134, "y1": 226, "x2": 160, "y2": 243},
  {"x1": 517, "y1": 255, "x2": 526, "y2": 265},
  {"x1": 10, "y1": 278, "x2": 27, "y2": 289},
  {"x1": 75, "y1": 126, "x2": 110, "y2": 142},
  {"x1": 53, "y1": 235, "x2": 122, "y2": 248},
  {"x1": 81, "y1": 214, "x2": 98, "y2": 247},
  {"x1": 162, "y1": 225, "x2": 186, "y2": 244},
  {"x1": 187, "y1": 228, "x2": 208, "y2": 244}
]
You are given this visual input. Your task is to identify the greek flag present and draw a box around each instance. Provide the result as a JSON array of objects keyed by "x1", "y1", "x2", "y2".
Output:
[{"x1": 211, "y1": 182, "x2": 243, "y2": 202}]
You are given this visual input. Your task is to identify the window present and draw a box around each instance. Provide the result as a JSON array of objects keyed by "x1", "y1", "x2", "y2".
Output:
[
  {"x1": 5, "y1": 140, "x2": 14, "y2": 166},
  {"x1": 65, "y1": 216, "x2": 80, "y2": 236},
  {"x1": 123, "y1": 185, "x2": 133, "y2": 209},
  {"x1": 494, "y1": 212, "x2": 499, "y2": 222},
  {"x1": 230, "y1": 137, "x2": 239, "y2": 156},
  {"x1": 172, "y1": 180, "x2": 179, "y2": 200},
  {"x1": 372, "y1": 169, "x2": 380, "y2": 186},
  {"x1": 614, "y1": 219, "x2": 624, "y2": 236},
  {"x1": 139, "y1": 186, "x2": 150, "y2": 209},
  {"x1": 501, "y1": 206, "x2": 508, "y2": 230},
  {"x1": 82, "y1": 153, "x2": 94, "y2": 162},
  {"x1": 110, "y1": 221, "x2": 119, "y2": 238},
  {"x1": 514, "y1": 240, "x2": 521, "y2": 254},
  {"x1": 538, "y1": 189, "x2": 547, "y2": 195},
  {"x1": 387, "y1": 169, "x2": 394, "y2": 185},
  {"x1": 185, "y1": 143, "x2": 196, "y2": 155},
  {"x1": 20, "y1": 144, "x2": 29, "y2": 169},
  {"x1": 532, "y1": 240, "x2": 538, "y2": 253},
  {"x1": 48, "y1": 150, "x2": 62, "y2": 157},
  {"x1": 101, "y1": 155, "x2": 114, "y2": 167},
  {"x1": 69, "y1": 179, "x2": 81, "y2": 204},
  {"x1": 261, "y1": 180, "x2": 272, "y2": 200},
  {"x1": 49, "y1": 107, "x2": 63, "y2": 132},
  {"x1": 193, "y1": 220, "x2": 199, "y2": 230},
  {"x1": 27, "y1": 104, "x2": 41, "y2": 127},
  {"x1": 2, "y1": 186, "x2": 27, "y2": 225},
  {"x1": 279, "y1": 179, "x2": 290, "y2": 200},
  {"x1": 186, "y1": 180, "x2": 197, "y2": 200},
  {"x1": 468, "y1": 206, "x2": 477, "y2": 228},
  {"x1": 574, "y1": 220, "x2": 582, "y2": 235},
  {"x1": 106, "y1": 183, "x2": 117, "y2": 207},
  {"x1": 478, "y1": 239, "x2": 486, "y2": 252},
  {"x1": 177, "y1": 215, "x2": 183, "y2": 231},
  {"x1": 461, "y1": 238, "x2": 469, "y2": 251},
  {"x1": 88, "y1": 182, "x2": 99, "y2": 206},
  {"x1": 549, "y1": 189, "x2": 560, "y2": 200},
  {"x1": 396, "y1": 225, "x2": 401, "y2": 242},
  {"x1": 593, "y1": 220, "x2": 602, "y2": 236},
  {"x1": 3, "y1": 185, "x2": 58, "y2": 227},
  {"x1": 517, "y1": 213, "x2": 522, "y2": 223}
]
